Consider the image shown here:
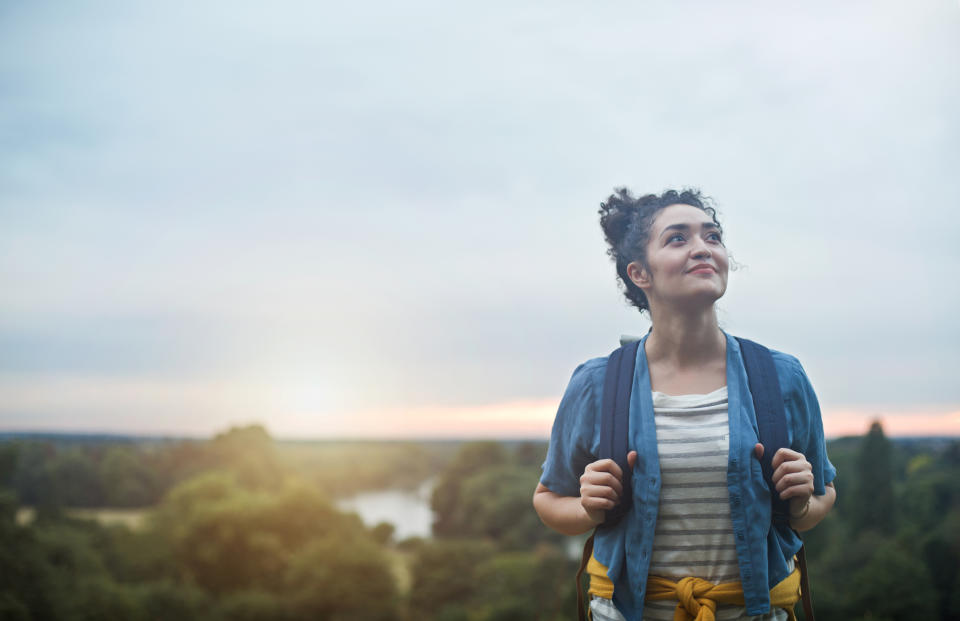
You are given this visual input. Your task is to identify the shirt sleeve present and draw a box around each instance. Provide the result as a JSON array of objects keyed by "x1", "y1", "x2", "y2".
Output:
[
  {"x1": 781, "y1": 355, "x2": 837, "y2": 496},
  {"x1": 539, "y1": 358, "x2": 605, "y2": 497}
]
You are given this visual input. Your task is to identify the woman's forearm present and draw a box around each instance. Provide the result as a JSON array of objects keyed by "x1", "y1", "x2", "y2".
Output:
[
  {"x1": 789, "y1": 482, "x2": 836, "y2": 532},
  {"x1": 532, "y1": 483, "x2": 600, "y2": 536}
]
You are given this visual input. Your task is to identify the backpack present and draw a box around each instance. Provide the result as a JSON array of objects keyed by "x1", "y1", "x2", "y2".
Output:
[{"x1": 576, "y1": 336, "x2": 815, "y2": 621}]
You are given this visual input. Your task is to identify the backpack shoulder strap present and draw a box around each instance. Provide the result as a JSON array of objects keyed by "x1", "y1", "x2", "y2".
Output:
[
  {"x1": 737, "y1": 337, "x2": 816, "y2": 619},
  {"x1": 599, "y1": 339, "x2": 641, "y2": 526},
  {"x1": 734, "y1": 337, "x2": 791, "y2": 524},
  {"x1": 577, "y1": 340, "x2": 641, "y2": 619}
]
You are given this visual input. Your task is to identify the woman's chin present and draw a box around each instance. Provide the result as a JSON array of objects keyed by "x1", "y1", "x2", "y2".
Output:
[{"x1": 658, "y1": 291, "x2": 725, "y2": 312}]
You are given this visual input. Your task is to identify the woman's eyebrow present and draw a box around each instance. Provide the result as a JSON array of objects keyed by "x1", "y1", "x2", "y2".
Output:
[{"x1": 659, "y1": 222, "x2": 720, "y2": 239}]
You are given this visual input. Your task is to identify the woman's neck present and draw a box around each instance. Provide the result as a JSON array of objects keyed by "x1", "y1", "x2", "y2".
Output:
[{"x1": 644, "y1": 306, "x2": 725, "y2": 368}]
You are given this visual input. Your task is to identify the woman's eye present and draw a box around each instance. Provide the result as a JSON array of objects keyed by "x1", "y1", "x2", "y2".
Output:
[
  {"x1": 668, "y1": 234, "x2": 685, "y2": 244},
  {"x1": 707, "y1": 233, "x2": 723, "y2": 243}
]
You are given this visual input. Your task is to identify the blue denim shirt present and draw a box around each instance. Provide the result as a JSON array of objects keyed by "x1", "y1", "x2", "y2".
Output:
[{"x1": 539, "y1": 332, "x2": 836, "y2": 620}]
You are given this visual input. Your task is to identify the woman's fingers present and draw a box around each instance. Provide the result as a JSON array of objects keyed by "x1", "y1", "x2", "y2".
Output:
[
  {"x1": 579, "y1": 456, "x2": 636, "y2": 513},
  {"x1": 778, "y1": 483, "x2": 814, "y2": 501},
  {"x1": 763, "y1": 449, "x2": 814, "y2": 500},
  {"x1": 775, "y1": 471, "x2": 814, "y2": 494},
  {"x1": 586, "y1": 458, "x2": 623, "y2": 479},
  {"x1": 771, "y1": 447, "x2": 804, "y2": 469},
  {"x1": 583, "y1": 459, "x2": 626, "y2": 490},
  {"x1": 581, "y1": 459, "x2": 623, "y2": 497},
  {"x1": 579, "y1": 455, "x2": 641, "y2": 517},
  {"x1": 772, "y1": 455, "x2": 811, "y2": 483},
  {"x1": 580, "y1": 483, "x2": 619, "y2": 507},
  {"x1": 580, "y1": 470, "x2": 623, "y2": 497}
]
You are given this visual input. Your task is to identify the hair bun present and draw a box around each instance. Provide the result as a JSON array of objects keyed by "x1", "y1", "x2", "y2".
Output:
[{"x1": 599, "y1": 187, "x2": 638, "y2": 248}]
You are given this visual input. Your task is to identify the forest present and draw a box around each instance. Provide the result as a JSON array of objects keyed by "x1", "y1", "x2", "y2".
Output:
[{"x1": 0, "y1": 422, "x2": 958, "y2": 621}]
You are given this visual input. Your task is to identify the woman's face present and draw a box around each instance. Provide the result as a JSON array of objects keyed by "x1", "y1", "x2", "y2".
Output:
[{"x1": 628, "y1": 203, "x2": 729, "y2": 309}]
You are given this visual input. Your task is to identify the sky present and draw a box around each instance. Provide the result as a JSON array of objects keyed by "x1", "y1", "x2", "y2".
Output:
[{"x1": 1, "y1": 0, "x2": 958, "y2": 439}]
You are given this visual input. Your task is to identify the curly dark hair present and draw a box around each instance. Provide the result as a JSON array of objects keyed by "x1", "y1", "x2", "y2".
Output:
[{"x1": 599, "y1": 187, "x2": 722, "y2": 313}]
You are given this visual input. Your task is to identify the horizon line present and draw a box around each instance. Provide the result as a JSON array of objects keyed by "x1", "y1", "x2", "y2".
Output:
[{"x1": 2, "y1": 427, "x2": 958, "y2": 443}]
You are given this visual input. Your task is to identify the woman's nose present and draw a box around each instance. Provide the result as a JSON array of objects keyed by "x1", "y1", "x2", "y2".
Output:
[{"x1": 690, "y1": 239, "x2": 712, "y2": 259}]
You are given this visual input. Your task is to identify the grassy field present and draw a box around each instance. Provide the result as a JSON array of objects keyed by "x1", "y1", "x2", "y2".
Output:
[{"x1": 16, "y1": 506, "x2": 150, "y2": 530}]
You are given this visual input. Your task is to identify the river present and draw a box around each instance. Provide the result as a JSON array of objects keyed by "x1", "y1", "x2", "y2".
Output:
[
  {"x1": 334, "y1": 478, "x2": 583, "y2": 559},
  {"x1": 335, "y1": 478, "x2": 435, "y2": 541}
]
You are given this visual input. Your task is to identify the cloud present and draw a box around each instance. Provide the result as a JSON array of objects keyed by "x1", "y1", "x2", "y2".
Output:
[{"x1": 0, "y1": 0, "x2": 958, "y2": 434}]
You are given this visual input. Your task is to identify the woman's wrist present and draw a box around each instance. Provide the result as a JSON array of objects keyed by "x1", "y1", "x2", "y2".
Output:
[
  {"x1": 789, "y1": 497, "x2": 811, "y2": 520},
  {"x1": 788, "y1": 484, "x2": 837, "y2": 532}
]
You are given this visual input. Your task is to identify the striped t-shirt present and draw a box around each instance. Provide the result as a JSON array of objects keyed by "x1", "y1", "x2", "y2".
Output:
[{"x1": 643, "y1": 386, "x2": 789, "y2": 621}]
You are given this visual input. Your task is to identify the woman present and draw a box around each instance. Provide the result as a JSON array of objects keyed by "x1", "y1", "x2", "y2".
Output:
[{"x1": 532, "y1": 188, "x2": 837, "y2": 621}]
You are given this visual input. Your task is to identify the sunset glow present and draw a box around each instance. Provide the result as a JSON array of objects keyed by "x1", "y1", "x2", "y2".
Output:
[
  {"x1": 4, "y1": 370, "x2": 958, "y2": 440},
  {"x1": 308, "y1": 400, "x2": 960, "y2": 440},
  {"x1": 821, "y1": 408, "x2": 960, "y2": 439}
]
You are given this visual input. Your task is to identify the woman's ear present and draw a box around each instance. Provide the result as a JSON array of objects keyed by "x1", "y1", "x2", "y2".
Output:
[{"x1": 627, "y1": 261, "x2": 650, "y2": 290}]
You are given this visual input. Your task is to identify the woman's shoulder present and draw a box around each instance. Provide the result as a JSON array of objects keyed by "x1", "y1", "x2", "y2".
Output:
[
  {"x1": 574, "y1": 355, "x2": 610, "y2": 375},
  {"x1": 731, "y1": 335, "x2": 808, "y2": 394},
  {"x1": 765, "y1": 347, "x2": 813, "y2": 402},
  {"x1": 565, "y1": 356, "x2": 609, "y2": 395},
  {"x1": 767, "y1": 348, "x2": 804, "y2": 375}
]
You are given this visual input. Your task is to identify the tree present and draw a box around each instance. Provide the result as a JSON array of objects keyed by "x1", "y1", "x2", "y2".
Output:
[
  {"x1": 849, "y1": 540, "x2": 938, "y2": 620},
  {"x1": 431, "y1": 442, "x2": 507, "y2": 537},
  {"x1": 208, "y1": 425, "x2": 285, "y2": 491},
  {"x1": 283, "y1": 535, "x2": 398, "y2": 621},
  {"x1": 473, "y1": 548, "x2": 573, "y2": 621},
  {"x1": 408, "y1": 539, "x2": 495, "y2": 618},
  {"x1": 156, "y1": 474, "x2": 299, "y2": 593},
  {"x1": 153, "y1": 471, "x2": 400, "y2": 619},
  {"x1": 514, "y1": 442, "x2": 546, "y2": 468},
  {"x1": 11, "y1": 442, "x2": 62, "y2": 509},
  {"x1": 0, "y1": 444, "x2": 19, "y2": 488},
  {"x1": 921, "y1": 509, "x2": 960, "y2": 620},
  {"x1": 100, "y1": 447, "x2": 159, "y2": 507},
  {"x1": 850, "y1": 421, "x2": 895, "y2": 534},
  {"x1": 130, "y1": 580, "x2": 215, "y2": 621},
  {"x1": 446, "y1": 465, "x2": 563, "y2": 549},
  {"x1": 370, "y1": 521, "x2": 396, "y2": 545}
]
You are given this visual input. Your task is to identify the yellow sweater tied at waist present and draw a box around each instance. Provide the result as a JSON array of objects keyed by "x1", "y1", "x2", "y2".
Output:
[
  {"x1": 587, "y1": 553, "x2": 802, "y2": 621},
  {"x1": 644, "y1": 568, "x2": 801, "y2": 621}
]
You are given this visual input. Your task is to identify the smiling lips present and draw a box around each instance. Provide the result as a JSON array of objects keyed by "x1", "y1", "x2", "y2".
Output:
[{"x1": 688, "y1": 264, "x2": 716, "y2": 274}]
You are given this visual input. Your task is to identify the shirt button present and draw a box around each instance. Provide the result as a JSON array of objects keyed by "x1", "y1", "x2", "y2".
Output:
[
  {"x1": 732, "y1": 496, "x2": 741, "y2": 506},
  {"x1": 642, "y1": 550, "x2": 648, "y2": 559},
  {"x1": 744, "y1": 572, "x2": 751, "y2": 580},
  {"x1": 737, "y1": 532, "x2": 744, "y2": 541},
  {"x1": 730, "y1": 458, "x2": 738, "y2": 466},
  {"x1": 650, "y1": 479, "x2": 656, "y2": 487}
]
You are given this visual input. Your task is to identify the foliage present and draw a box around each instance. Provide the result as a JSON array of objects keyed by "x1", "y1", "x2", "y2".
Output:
[
  {"x1": 99, "y1": 448, "x2": 160, "y2": 507},
  {"x1": 803, "y1": 429, "x2": 960, "y2": 621},
  {"x1": 430, "y1": 442, "x2": 564, "y2": 551},
  {"x1": 0, "y1": 427, "x2": 402, "y2": 620},
  {"x1": 2, "y1": 425, "x2": 960, "y2": 620},
  {"x1": 283, "y1": 536, "x2": 398, "y2": 620},
  {"x1": 4, "y1": 431, "x2": 455, "y2": 514},
  {"x1": 431, "y1": 441, "x2": 508, "y2": 537},
  {"x1": 407, "y1": 539, "x2": 574, "y2": 621},
  {"x1": 849, "y1": 540, "x2": 939, "y2": 620},
  {"x1": 407, "y1": 538, "x2": 496, "y2": 618},
  {"x1": 850, "y1": 422, "x2": 896, "y2": 534},
  {"x1": 281, "y1": 440, "x2": 440, "y2": 497},
  {"x1": 132, "y1": 581, "x2": 215, "y2": 621}
]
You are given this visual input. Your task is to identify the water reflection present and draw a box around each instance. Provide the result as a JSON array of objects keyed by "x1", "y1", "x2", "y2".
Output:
[{"x1": 335, "y1": 478, "x2": 435, "y2": 540}]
